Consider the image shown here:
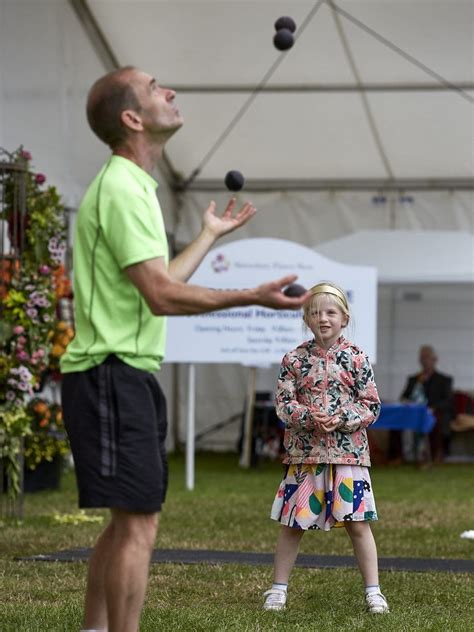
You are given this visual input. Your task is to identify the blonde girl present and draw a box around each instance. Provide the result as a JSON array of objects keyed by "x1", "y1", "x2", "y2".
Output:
[{"x1": 263, "y1": 282, "x2": 389, "y2": 614}]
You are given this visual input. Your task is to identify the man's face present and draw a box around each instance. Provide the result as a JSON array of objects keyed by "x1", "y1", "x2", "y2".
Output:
[
  {"x1": 419, "y1": 347, "x2": 436, "y2": 372},
  {"x1": 130, "y1": 70, "x2": 184, "y2": 136}
]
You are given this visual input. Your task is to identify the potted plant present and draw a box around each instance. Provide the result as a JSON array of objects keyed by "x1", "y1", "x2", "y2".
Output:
[
  {"x1": 0, "y1": 147, "x2": 70, "y2": 508},
  {"x1": 23, "y1": 397, "x2": 70, "y2": 492}
]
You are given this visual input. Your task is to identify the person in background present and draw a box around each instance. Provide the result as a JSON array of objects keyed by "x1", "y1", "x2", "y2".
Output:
[{"x1": 389, "y1": 345, "x2": 454, "y2": 463}]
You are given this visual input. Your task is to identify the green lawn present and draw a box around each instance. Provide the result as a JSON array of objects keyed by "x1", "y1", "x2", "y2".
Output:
[{"x1": 1, "y1": 454, "x2": 473, "y2": 631}]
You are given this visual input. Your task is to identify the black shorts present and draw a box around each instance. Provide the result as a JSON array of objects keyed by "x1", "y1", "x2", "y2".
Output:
[{"x1": 61, "y1": 355, "x2": 168, "y2": 513}]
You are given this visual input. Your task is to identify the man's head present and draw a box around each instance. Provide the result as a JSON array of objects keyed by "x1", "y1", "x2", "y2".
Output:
[
  {"x1": 419, "y1": 345, "x2": 437, "y2": 373},
  {"x1": 86, "y1": 66, "x2": 183, "y2": 149}
]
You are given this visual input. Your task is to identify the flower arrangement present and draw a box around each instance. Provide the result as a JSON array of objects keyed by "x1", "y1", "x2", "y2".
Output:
[
  {"x1": 48, "y1": 318, "x2": 75, "y2": 379},
  {"x1": 23, "y1": 397, "x2": 70, "y2": 470},
  {"x1": 0, "y1": 147, "x2": 70, "y2": 500}
]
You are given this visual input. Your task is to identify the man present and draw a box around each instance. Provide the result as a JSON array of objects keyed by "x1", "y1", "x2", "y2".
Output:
[
  {"x1": 389, "y1": 345, "x2": 454, "y2": 464},
  {"x1": 60, "y1": 66, "x2": 308, "y2": 632}
]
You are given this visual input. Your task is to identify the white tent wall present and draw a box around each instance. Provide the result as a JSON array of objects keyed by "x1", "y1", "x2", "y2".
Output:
[
  {"x1": 0, "y1": 0, "x2": 177, "y2": 224},
  {"x1": 174, "y1": 190, "x2": 474, "y2": 252},
  {"x1": 376, "y1": 284, "x2": 474, "y2": 401}
]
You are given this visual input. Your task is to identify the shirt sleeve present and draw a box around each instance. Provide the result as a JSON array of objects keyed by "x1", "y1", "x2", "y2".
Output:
[
  {"x1": 337, "y1": 354, "x2": 381, "y2": 433},
  {"x1": 275, "y1": 354, "x2": 316, "y2": 431},
  {"x1": 100, "y1": 189, "x2": 168, "y2": 270}
]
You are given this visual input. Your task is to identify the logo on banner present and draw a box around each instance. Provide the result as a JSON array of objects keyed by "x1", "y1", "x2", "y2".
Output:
[{"x1": 211, "y1": 253, "x2": 230, "y2": 273}]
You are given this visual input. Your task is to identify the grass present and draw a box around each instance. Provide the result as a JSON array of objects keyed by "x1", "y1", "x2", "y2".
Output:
[{"x1": 1, "y1": 454, "x2": 473, "y2": 631}]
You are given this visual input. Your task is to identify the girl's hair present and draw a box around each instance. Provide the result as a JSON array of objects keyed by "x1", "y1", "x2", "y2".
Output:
[{"x1": 303, "y1": 281, "x2": 351, "y2": 324}]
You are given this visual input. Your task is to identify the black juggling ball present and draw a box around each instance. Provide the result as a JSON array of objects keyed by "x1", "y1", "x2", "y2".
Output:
[
  {"x1": 283, "y1": 283, "x2": 306, "y2": 298},
  {"x1": 225, "y1": 170, "x2": 245, "y2": 191},
  {"x1": 273, "y1": 29, "x2": 294, "y2": 51},
  {"x1": 274, "y1": 16, "x2": 296, "y2": 33}
]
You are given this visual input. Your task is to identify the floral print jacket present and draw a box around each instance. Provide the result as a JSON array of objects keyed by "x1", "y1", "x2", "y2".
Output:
[{"x1": 276, "y1": 336, "x2": 380, "y2": 466}]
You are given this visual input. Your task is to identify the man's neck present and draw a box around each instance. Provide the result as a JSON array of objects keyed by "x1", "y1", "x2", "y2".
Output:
[
  {"x1": 113, "y1": 141, "x2": 164, "y2": 177},
  {"x1": 421, "y1": 369, "x2": 435, "y2": 380}
]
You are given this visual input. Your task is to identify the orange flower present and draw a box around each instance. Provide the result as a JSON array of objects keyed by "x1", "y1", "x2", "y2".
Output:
[
  {"x1": 39, "y1": 418, "x2": 48, "y2": 428},
  {"x1": 34, "y1": 402, "x2": 48, "y2": 414},
  {"x1": 51, "y1": 344, "x2": 64, "y2": 357}
]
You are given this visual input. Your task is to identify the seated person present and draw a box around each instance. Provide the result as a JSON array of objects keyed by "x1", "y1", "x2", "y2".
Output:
[{"x1": 389, "y1": 345, "x2": 454, "y2": 463}]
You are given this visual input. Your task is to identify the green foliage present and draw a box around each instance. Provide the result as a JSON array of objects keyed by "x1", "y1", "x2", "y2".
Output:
[{"x1": 0, "y1": 147, "x2": 69, "y2": 501}]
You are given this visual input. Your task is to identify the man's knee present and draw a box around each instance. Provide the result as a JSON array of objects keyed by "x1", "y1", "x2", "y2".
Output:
[{"x1": 111, "y1": 509, "x2": 159, "y2": 550}]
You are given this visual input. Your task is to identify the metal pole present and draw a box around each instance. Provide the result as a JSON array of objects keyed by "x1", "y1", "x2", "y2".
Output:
[
  {"x1": 239, "y1": 367, "x2": 257, "y2": 468},
  {"x1": 185, "y1": 363, "x2": 196, "y2": 490}
]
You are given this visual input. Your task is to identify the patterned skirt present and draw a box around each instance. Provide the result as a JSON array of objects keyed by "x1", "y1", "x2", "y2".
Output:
[{"x1": 270, "y1": 463, "x2": 378, "y2": 531}]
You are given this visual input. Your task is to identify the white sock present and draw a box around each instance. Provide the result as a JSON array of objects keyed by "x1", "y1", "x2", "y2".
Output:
[
  {"x1": 272, "y1": 582, "x2": 288, "y2": 593},
  {"x1": 80, "y1": 629, "x2": 107, "y2": 632},
  {"x1": 365, "y1": 584, "x2": 380, "y2": 595}
]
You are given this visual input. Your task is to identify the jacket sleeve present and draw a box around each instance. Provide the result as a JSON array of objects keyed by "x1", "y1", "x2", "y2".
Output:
[
  {"x1": 275, "y1": 354, "x2": 316, "y2": 431},
  {"x1": 337, "y1": 354, "x2": 381, "y2": 433}
]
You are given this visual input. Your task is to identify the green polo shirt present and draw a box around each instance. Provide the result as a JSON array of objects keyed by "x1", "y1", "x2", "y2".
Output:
[{"x1": 61, "y1": 156, "x2": 169, "y2": 374}]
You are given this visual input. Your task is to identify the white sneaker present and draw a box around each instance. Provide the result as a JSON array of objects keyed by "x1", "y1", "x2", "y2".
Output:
[
  {"x1": 263, "y1": 588, "x2": 287, "y2": 611},
  {"x1": 366, "y1": 591, "x2": 390, "y2": 614}
]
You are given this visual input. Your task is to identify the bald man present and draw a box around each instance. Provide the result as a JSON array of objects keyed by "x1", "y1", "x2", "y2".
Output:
[
  {"x1": 60, "y1": 67, "x2": 308, "y2": 632},
  {"x1": 389, "y1": 345, "x2": 454, "y2": 464}
]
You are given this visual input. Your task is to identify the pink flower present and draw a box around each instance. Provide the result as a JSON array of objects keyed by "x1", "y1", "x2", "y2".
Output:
[
  {"x1": 17, "y1": 350, "x2": 29, "y2": 361},
  {"x1": 39, "y1": 265, "x2": 50, "y2": 275},
  {"x1": 18, "y1": 336, "x2": 27, "y2": 345},
  {"x1": 35, "y1": 173, "x2": 46, "y2": 185},
  {"x1": 20, "y1": 150, "x2": 32, "y2": 161},
  {"x1": 13, "y1": 325, "x2": 24, "y2": 334}
]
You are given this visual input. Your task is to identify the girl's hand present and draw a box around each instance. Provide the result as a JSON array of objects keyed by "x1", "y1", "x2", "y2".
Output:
[{"x1": 313, "y1": 411, "x2": 340, "y2": 432}]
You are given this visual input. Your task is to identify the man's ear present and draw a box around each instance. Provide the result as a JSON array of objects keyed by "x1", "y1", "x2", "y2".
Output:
[{"x1": 121, "y1": 109, "x2": 143, "y2": 131}]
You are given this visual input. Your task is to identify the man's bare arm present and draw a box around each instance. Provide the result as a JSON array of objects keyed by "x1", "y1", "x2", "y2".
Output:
[
  {"x1": 125, "y1": 256, "x2": 309, "y2": 315},
  {"x1": 168, "y1": 199, "x2": 256, "y2": 282}
]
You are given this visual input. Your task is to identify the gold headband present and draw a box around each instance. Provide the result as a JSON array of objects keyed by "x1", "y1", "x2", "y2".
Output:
[{"x1": 307, "y1": 283, "x2": 349, "y2": 310}]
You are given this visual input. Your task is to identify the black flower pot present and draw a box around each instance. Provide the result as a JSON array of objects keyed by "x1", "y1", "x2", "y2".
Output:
[{"x1": 23, "y1": 456, "x2": 62, "y2": 493}]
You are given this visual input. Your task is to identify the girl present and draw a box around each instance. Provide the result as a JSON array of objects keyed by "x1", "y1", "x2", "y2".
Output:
[{"x1": 263, "y1": 282, "x2": 389, "y2": 614}]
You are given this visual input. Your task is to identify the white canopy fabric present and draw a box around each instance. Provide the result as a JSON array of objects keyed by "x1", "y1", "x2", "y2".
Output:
[
  {"x1": 0, "y1": 0, "x2": 473, "y2": 206},
  {"x1": 316, "y1": 229, "x2": 474, "y2": 283},
  {"x1": 86, "y1": 0, "x2": 474, "y2": 185}
]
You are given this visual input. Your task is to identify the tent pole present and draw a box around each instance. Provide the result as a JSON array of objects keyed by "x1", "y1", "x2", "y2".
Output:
[
  {"x1": 239, "y1": 367, "x2": 257, "y2": 469},
  {"x1": 185, "y1": 363, "x2": 196, "y2": 490}
]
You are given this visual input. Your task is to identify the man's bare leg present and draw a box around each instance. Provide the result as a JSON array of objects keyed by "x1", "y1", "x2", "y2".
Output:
[
  {"x1": 82, "y1": 509, "x2": 159, "y2": 632},
  {"x1": 82, "y1": 521, "x2": 116, "y2": 630}
]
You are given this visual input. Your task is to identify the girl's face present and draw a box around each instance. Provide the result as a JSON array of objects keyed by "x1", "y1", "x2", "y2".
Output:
[{"x1": 306, "y1": 295, "x2": 348, "y2": 349}]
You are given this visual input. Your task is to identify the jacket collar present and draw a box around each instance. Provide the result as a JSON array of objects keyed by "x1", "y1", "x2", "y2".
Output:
[{"x1": 309, "y1": 334, "x2": 348, "y2": 356}]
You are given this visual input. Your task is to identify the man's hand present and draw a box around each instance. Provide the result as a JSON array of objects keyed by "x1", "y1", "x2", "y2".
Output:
[
  {"x1": 253, "y1": 275, "x2": 311, "y2": 310},
  {"x1": 202, "y1": 199, "x2": 256, "y2": 239},
  {"x1": 313, "y1": 411, "x2": 340, "y2": 432}
]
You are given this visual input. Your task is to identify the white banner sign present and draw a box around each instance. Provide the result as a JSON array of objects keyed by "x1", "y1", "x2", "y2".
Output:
[{"x1": 165, "y1": 238, "x2": 377, "y2": 364}]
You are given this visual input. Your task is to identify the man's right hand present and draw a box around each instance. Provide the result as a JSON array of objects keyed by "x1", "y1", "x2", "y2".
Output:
[{"x1": 253, "y1": 274, "x2": 310, "y2": 310}]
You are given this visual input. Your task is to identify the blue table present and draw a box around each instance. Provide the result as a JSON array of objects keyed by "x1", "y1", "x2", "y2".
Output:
[{"x1": 373, "y1": 403, "x2": 435, "y2": 433}]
